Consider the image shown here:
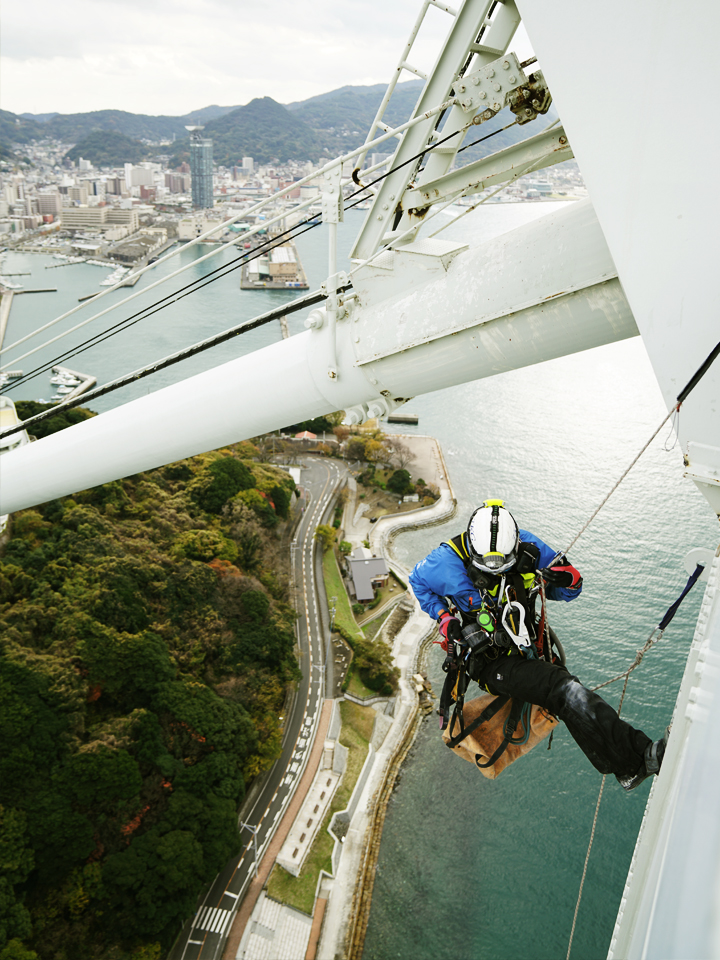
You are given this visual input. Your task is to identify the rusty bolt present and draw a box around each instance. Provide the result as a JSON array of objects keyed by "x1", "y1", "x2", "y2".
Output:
[
  {"x1": 532, "y1": 99, "x2": 540, "y2": 108},
  {"x1": 503, "y1": 60, "x2": 510, "y2": 69},
  {"x1": 479, "y1": 91, "x2": 487, "y2": 99},
  {"x1": 559, "y1": 136, "x2": 567, "y2": 145},
  {"x1": 525, "y1": 108, "x2": 533, "y2": 116},
  {"x1": 458, "y1": 84, "x2": 466, "y2": 93}
]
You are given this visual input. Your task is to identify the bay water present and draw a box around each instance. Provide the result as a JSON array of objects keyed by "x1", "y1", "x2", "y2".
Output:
[{"x1": 3, "y1": 203, "x2": 718, "y2": 959}]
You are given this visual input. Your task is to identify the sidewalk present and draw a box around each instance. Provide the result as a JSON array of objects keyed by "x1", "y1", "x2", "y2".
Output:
[
  {"x1": 316, "y1": 437, "x2": 456, "y2": 958},
  {"x1": 342, "y1": 433, "x2": 455, "y2": 558},
  {"x1": 223, "y1": 700, "x2": 334, "y2": 960}
]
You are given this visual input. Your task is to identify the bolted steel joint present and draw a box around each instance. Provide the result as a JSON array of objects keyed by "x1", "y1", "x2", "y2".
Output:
[{"x1": 304, "y1": 309, "x2": 324, "y2": 330}]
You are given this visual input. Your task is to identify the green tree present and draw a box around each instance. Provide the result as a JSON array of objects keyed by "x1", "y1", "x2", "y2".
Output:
[
  {"x1": 76, "y1": 627, "x2": 176, "y2": 710},
  {"x1": 61, "y1": 747, "x2": 142, "y2": 811},
  {"x1": 387, "y1": 469, "x2": 413, "y2": 496},
  {"x1": 0, "y1": 806, "x2": 34, "y2": 951},
  {"x1": 192, "y1": 457, "x2": 254, "y2": 514},
  {"x1": 314, "y1": 525, "x2": 336, "y2": 552},
  {"x1": 102, "y1": 828, "x2": 205, "y2": 938}
]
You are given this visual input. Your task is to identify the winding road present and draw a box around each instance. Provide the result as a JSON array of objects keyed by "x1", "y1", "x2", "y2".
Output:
[{"x1": 169, "y1": 457, "x2": 347, "y2": 960}]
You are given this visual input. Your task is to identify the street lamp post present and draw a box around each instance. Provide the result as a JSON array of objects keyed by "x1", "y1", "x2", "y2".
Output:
[{"x1": 239, "y1": 821, "x2": 260, "y2": 879}]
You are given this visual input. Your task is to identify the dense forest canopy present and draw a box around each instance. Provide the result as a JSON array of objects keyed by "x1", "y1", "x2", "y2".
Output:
[
  {"x1": 64, "y1": 132, "x2": 151, "y2": 167},
  {"x1": 0, "y1": 415, "x2": 300, "y2": 960},
  {"x1": 2, "y1": 79, "x2": 550, "y2": 168}
]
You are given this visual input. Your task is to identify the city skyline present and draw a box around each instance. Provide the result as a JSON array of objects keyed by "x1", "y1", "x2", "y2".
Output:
[{"x1": 1, "y1": 0, "x2": 533, "y2": 117}]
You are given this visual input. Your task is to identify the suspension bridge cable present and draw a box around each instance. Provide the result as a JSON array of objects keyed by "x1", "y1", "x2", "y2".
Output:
[
  {"x1": 0, "y1": 97, "x2": 460, "y2": 359},
  {"x1": 9, "y1": 115, "x2": 512, "y2": 384},
  {"x1": 0, "y1": 284, "x2": 351, "y2": 441},
  {"x1": 5, "y1": 215, "x2": 323, "y2": 392},
  {"x1": 2, "y1": 116, "x2": 528, "y2": 433},
  {"x1": 6, "y1": 118, "x2": 475, "y2": 376}
]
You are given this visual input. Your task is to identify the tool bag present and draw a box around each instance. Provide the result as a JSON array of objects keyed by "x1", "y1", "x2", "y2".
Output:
[{"x1": 441, "y1": 693, "x2": 557, "y2": 779}]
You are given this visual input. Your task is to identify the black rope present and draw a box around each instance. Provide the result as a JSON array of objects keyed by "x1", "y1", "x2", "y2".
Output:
[
  {"x1": 0, "y1": 286, "x2": 350, "y2": 440},
  {"x1": 2, "y1": 111, "x2": 522, "y2": 437},
  {"x1": 658, "y1": 563, "x2": 706, "y2": 630},
  {"x1": 677, "y1": 338, "x2": 720, "y2": 403}
]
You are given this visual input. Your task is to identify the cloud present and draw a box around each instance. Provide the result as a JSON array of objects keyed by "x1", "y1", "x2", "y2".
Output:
[{"x1": 1, "y1": 0, "x2": 534, "y2": 115}]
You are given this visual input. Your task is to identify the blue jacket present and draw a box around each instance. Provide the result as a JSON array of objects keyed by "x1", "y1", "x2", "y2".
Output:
[{"x1": 409, "y1": 529, "x2": 582, "y2": 620}]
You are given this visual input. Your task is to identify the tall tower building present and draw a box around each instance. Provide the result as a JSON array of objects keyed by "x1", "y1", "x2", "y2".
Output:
[{"x1": 186, "y1": 126, "x2": 214, "y2": 209}]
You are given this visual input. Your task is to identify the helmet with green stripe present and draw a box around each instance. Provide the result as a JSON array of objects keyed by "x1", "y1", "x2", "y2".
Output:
[{"x1": 466, "y1": 499, "x2": 519, "y2": 575}]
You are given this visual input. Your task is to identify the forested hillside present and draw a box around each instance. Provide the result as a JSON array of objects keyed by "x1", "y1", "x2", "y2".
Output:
[
  {"x1": 64, "y1": 131, "x2": 151, "y2": 166},
  {"x1": 190, "y1": 97, "x2": 334, "y2": 166},
  {"x1": 0, "y1": 419, "x2": 300, "y2": 960},
  {"x1": 2, "y1": 78, "x2": 556, "y2": 168}
]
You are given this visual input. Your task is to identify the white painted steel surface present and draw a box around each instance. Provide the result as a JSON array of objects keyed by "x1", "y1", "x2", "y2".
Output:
[
  {"x1": 515, "y1": 0, "x2": 720, "y2": 954},
  {"x1": 519, "y1": 0, "x2": 720, "y2": 514},
  {"x1": 0, "y1": 201, "x2": 635, "y2": 515},
  {"x1": 351, "y1": 0, "x2": 497, "y2": 261}
]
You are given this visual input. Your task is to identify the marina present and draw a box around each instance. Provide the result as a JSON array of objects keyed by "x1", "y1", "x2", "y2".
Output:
[
  {"x1": 2, "y1": 2, "x2": 719, "y2": 949},
  {"x1": 2, "y1": 202, "x2": 715, "y2": 959}
]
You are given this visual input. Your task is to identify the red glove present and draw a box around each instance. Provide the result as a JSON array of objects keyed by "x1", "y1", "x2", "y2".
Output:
[
  {"x1": 437, "y1": 612, "x2": 462, "y2": 651},
  {"x1": 540, "y1": 563, "x2": 582, "y2": 589}
]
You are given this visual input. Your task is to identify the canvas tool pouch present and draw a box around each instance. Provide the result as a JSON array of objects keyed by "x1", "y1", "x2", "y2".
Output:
[{"x1": 442, "y1": 694, "x2": 558, "y2": 780}]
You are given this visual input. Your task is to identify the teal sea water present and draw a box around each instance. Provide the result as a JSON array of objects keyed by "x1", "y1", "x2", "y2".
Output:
[{"x1": 3, "y1": 203, "x2": 718, "y2": 959}]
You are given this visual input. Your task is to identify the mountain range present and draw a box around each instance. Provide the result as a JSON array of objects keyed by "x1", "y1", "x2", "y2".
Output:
[{"x1": 1, "y1": 80, "x2": 554, "y2": 169}]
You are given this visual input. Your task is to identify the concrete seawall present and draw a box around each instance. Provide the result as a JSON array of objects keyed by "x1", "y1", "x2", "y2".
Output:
[{"x1": 316, "y1": 435, "x2": 456, "y2": 959}]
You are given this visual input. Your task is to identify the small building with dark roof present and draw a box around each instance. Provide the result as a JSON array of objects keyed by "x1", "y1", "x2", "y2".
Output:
[{"x1": 347, "y1": 547, "x2": 389, "y2": 603}]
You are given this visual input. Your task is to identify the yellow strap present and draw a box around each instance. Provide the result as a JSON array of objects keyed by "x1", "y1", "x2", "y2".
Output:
[{"x1": 444, "y1": 534, "x2": 469, "y2": 560}]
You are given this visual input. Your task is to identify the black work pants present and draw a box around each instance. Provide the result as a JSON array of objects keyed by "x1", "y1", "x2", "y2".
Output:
[{"x1": 474, "y1": 655, "x2": 652, "y2": 779}]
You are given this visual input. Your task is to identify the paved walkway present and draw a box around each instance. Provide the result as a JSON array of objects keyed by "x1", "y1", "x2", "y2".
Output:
[
  {"x1": 235, "y1": 892, "x2": 313, "y2": 960},
  {"x1": 316, "y1": 437, "x2": 456, "y2": 959},
  {"x1": 342, "y1": 433, "x2": 453, "y2": 554},
  {"x1": 222, "y1": 699, "x2": 333, "y2": 959}
]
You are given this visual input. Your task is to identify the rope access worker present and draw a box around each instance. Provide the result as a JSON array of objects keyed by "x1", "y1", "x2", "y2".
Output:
[{"x1": 409, "y1": 499, "x2": 666, "y2": 790}]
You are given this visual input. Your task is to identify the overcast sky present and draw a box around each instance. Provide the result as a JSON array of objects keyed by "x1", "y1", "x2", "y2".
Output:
[{"x1": 2, "y1": 0, "x2": 533, "y2": 117}]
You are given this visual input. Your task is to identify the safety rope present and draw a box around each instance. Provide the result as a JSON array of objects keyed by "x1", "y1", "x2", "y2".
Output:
[
  {"x1": 557, "y1": 403, "x2": 679, "y2": 562},
  {"x1": 564, "y1": 561, "x2": 707, "y2": 959}
]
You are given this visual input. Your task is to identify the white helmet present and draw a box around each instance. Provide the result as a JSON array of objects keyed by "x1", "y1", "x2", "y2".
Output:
[{"x1": 467, "y1": 499, "x2": 519, "y2": 574}]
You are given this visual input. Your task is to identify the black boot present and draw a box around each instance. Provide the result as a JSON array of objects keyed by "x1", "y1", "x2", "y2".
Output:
[{"x1": 617, "y1": 727, "x2": 670, "y2": 791}]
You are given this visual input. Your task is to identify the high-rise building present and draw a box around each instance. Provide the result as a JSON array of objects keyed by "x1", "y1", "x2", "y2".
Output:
[
  {"x1": 186, "y1": 126, "x2": 214, "y2": 209},
  {"x1": 242, "y1": 156, "x2": 254, "y2": 174},
  {"x1": 69, "y1": 185, "x2": 88, "y2": 205},
  {"x1": 36, "y1": 192, "x2": 63, "y2": 216}
]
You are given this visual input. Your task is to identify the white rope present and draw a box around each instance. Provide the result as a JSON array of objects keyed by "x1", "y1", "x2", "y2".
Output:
[
  {"x1": 557, "y1": 403, "x2": 680, "y2": 563},
  {"x1": 1, "y1": 97, "x2": 456, "y2": 364}
]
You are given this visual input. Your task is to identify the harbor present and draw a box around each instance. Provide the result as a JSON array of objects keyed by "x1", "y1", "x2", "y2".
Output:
[
  {"x1": 1, "y1": 201, "x2": 718, "y2": 960},
  {"x1": 240, "y1": 238, "x2": 309, "y2": 290}
]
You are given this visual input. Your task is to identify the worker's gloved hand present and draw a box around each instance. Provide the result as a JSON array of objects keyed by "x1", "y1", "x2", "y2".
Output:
[
  {"x1": 438, "y1": 612, "x2": 462, "y2": 651},
  {"x1": 539, "y1": 563, "x2": 582, "y2": 589}
]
